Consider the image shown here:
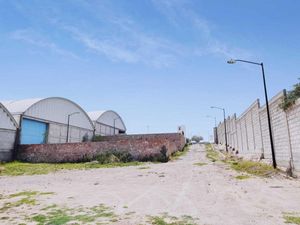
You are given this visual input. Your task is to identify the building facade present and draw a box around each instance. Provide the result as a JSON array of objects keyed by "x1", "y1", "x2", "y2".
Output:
[
  {"x1": 88, "y1": 110, "x2": 126, "y2": 136},
  {"x1": 0, "y1": 103, "x2": 18, "y2": 161},
  {"x1": 2, "y1": 97, "x2": 94, "y2": 144}
]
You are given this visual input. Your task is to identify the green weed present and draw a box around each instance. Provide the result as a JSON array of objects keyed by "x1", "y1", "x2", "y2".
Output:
[
  {"x1": 205, "y1": 144, "x2": 219, "y2": 162},
  {"x1": 171, "y1": 145, "x2": 190, "y2": 161},
  {"x1": 283, "y1": 212, "x2": 300, "y2": 224},
  {"x1": 0, "y1": 161, "x2": 144, "y2": 176},
  {"x1": 193, "y1": 162, "x2": 207, "y2": 166},
  {"x1": 149, "y1": 213, "x2": 197, "y2": 225},
  {"x1": 235, "y1": 175, "x2": 251, "y2": 180},
  {"x1": 229, "y1": 159, "x2": 277, "y2": 177}
]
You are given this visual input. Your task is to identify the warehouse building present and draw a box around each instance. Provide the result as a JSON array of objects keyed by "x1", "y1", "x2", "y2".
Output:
[
  {"x1": 0, "y1": 103, "x2": 18, "y2": 161},
  {"x1": 88, "y1": 110, "x2": 126, "y2": 136},
  {"x1": 2, "y1": 97, "x2": 94, "y2": 144}
]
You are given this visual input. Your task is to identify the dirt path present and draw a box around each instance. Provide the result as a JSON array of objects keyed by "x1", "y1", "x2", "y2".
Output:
[{"x1": 1, "y1": 144, "x2": 300, "y2": 224}]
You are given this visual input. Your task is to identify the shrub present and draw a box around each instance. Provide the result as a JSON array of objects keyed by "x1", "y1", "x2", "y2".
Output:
[
  {"x1": 94, "y1": 150, "x2": 133, "y2": 164},
  {"x1": 82, "y1": 133, "x2": 89, "y2": 142},
  {"x1": 92, "y1": 135, "x2": 103, "y2": 142},
  {"x1": 280, "y1": 79, "x2": 300, "y2": 111},
  {"x1": 139, "y1": 146, "x2": 169, "y2": 163}
]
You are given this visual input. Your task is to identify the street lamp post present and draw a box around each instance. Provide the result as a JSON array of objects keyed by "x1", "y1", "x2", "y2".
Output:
[
  {"x1": 211, "y1": 106, "x2": 228, "y2": 152},
  {"x1": 66, "y1": 112, "x2": 80, "y2": 143},
  {"x1": 227, "y1": 59, "x2": 277, "y2": 168}
]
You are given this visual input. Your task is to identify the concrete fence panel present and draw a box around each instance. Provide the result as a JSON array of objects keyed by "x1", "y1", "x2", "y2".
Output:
[{"x1": 215, "y1": 90, "x2": 300, "y2": 172}]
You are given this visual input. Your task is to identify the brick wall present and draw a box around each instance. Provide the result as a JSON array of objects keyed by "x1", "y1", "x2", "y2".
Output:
[
  {"x1": 16, "y1": 133, "x2": 185, "y2": 163},
  {"x1": 216, "y1": 90, "x2": 300, "y2": 172}
]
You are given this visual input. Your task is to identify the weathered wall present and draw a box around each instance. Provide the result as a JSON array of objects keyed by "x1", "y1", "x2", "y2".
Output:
[
  {"x1": 216, "y1": 90, "x2": 300, "y2": 172},
  {"x1": 286, "y1": 98, "x2": 300, "y2": 171},
  {"x1": 16, "y1": 133, "x2": 185, "y2": 163},
  {"x1": 0, "y1": 103, "x2": 17, "y2": 162},
  {"x1": 0, "y1": 129, "x2": 17, "y2": 161}
]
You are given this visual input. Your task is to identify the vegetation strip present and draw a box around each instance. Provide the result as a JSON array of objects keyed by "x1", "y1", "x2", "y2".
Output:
[
  {"x1": 205, "y1": 144, "x2": 219, "y2": 162},
  {"x1": 205, "y1": 144, "x2": 277, "y2": 177},
  {"x1": 228, "y1": 159, "x2": 277, "y2": 177},
  {"x1": 235, "y1": 175, "x2": 251, "y2": 180},
  {"x1": 170, "y1": 145, "x2": 190, "y2": 161},
  {"x1": 148, "y1": 213, "x2": 198, "y2": 225},
  {"x1": 0, "y1": 191, "x2": 54, "y2": 213},
  {"x1": 0, "y1": 161, "x2": 144, "y2": 176},
  {"x1": 0, "y1": 191, "x2": 119, "y2": 224},
  {"x1": 193, "y1": 162, "x2": 207, "y2": 166},
  {"x1": 283, "y1": 212, "x2": 300, "y2": 224}
]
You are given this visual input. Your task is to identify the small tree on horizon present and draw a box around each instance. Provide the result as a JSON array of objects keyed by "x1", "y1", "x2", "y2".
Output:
[{"x1": 191, "y1": 135, "x2": 204, "y2": 143}]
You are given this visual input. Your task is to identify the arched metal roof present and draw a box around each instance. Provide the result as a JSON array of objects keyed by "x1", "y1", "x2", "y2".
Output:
[
  {"x1": 88, "y1": 110, "x2": 126, "y2": 131},
  {"x1": 2, "y1": 98, "x2": 42, "y2": 114},
  {"x1": 0, "y1": 103, "x2": 18, "y2": 129},
  {"x1": 2, "y1": 97, "x2": 94, "y2": 130}
]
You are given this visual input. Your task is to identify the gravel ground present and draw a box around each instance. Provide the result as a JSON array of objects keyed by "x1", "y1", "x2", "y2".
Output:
[{"x1": 0, "y1": 144, "x2": 300, "y2": 225}]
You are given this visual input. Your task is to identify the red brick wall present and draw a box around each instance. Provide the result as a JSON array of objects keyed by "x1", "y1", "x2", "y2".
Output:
[{"x1": 16, "y1": 133, "x2": 185, "y2": 163}]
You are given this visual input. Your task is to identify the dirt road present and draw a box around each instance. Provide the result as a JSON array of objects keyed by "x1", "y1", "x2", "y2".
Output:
[{"x1": 1, "y1": 144, "x2": 300, "y2": 224}]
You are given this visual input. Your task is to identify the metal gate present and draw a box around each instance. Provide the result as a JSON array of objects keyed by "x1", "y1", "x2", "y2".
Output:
[{"x1": 20, "y1": 118, "x2": 48, "y2": 144}]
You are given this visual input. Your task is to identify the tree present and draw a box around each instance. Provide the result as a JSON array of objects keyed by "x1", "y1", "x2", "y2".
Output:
[{"x1": 191, "y1": 135, "x2": 203, "y2": 143}]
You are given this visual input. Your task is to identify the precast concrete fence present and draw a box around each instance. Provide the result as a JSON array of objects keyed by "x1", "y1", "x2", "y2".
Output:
[{"x1": 215, "y1": 90, "x2": 300, "y2": 173}]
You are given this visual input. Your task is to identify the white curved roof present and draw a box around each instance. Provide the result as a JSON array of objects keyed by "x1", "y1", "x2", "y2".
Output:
[
  {"x1": 88, "y1": 110, "x2": 126, "y2": 131},
  {"x1": 0, "y1": 103, "x2": 18, "y2": 130},
  {"x1": 2, "y1": 97, "x2": 94, "y2": 130},
  {"x1": 2, "y1": 98, "x2": 43, "y2": 114},
  {"x1": 88, "y1": 111, "x2": 107, "y2": 121}
]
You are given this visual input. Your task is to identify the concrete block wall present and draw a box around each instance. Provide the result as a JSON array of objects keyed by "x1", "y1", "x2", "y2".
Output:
[
  {"x1": 264, "y1": 92, "x2": 291, "y2": 168},
  {"x1": 16, "y1": 133, "x2": 186, "y2": 163},
  {"x1": 286, "y1": 98, "x2": 300, "y2": 170},
  {"x1": 216, "y1": 90, "x2": 300, "y2": 172}
]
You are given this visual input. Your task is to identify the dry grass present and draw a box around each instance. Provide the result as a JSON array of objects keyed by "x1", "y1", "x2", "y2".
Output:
[
  {"x1": 170, "y1": 145, "x2": 190, "y2": 161},
  {"x1": 206, "y1": 144, "x2": 277, "y2": 177},
  {"x1": 228, "y1": 159, "x2": 277, "y2": 177},
  {"x1": 205, "y1": 144, "x2": 219, "y2": 162},
  {"x1": 0, "y1": 161, "x2": 144, "y2": 176}
]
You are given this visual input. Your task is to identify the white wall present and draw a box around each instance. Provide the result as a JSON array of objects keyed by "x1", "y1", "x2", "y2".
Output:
[{"x1": 216, "y1": 90, "x2": 300, "y2": 172}]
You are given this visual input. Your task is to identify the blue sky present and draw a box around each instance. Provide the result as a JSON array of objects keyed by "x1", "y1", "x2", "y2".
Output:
[{"x1": 0, "y1": 0, "x2": 299, "y2": 139}]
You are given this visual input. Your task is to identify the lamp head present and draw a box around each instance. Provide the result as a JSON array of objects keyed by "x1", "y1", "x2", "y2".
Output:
[{"x1": 227, "y1": 59, "x2": 236, "y2": 64}]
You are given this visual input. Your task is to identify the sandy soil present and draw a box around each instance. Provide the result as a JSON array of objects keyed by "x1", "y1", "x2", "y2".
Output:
[{"x1": 1, "y1": 144, "x2": 300, "y2": 225}]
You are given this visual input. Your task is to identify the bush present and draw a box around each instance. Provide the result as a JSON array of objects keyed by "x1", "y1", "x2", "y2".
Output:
[
  {"x1": 139, "y1": 146, "x2": 169, "y2": 163},
  {"x1": 95, "y1": 150, "x2": 133, "y2": 164},
  {"x1": 82, "y1": 133, "x2": 89, "y2": 142},
  {"x1": 92, "y1": 135, "x2": 103, "y2": 142}
]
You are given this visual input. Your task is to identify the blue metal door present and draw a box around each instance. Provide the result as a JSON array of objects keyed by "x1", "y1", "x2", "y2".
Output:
[{"x1": 21, "y1": 118, "x2": 48, "y2": 144}]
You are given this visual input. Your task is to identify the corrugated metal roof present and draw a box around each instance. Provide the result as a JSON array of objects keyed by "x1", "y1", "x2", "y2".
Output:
[
  {"x1": 88, "y1": 110, "x2": 107, "y2": 121},
  {"x1": 1, "y1": 98, "x2": 42, "y2": 114},
  {"x1": 88, "y1": 110, "x2": 126, "y2": 131},
  {"x1": 1, "y1": 97, "x2": 95, "y2": 130},
  {"x1": 0, "y1": 102, "x2": 18, "y2": 128}
]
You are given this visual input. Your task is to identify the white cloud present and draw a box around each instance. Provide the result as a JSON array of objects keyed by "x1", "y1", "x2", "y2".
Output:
[
  {"x1": 151, "y1": 0, "x2": 252, "y2": 59},
  {"x1": 63, "y1": 25, "x2": 184, "y2": 67},
  {"x1": 11, "y1": 29, "x2": 79, "y2": 59},
  {"x1": 9, "y1": 0, "x2": 252, "y2": 66}
]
